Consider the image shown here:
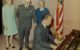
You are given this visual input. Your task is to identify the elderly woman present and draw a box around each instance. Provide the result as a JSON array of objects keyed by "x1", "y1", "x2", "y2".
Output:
[
  {"x1": 35, "y1": 0, "x2": 50, "y2": 24},
  {"x1": 2, "y1": 0, "x2": 18, "y2": 50}
]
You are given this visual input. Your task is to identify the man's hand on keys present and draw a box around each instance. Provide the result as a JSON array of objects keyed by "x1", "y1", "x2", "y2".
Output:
[
  {"x1": 54, "y1": 39, "x2": 61, "y2": 45},
  {"x1": 50, "y1": 44, "x2": 57, "y2": 50}
]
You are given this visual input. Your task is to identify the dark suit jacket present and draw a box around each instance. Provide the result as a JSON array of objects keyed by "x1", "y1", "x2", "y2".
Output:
[
  {"x1": 32, "y1": 23, "x2": 53, "y2": 50},
  {"x1": 16, "y1": 4, "x2": 35, "y2": 32}
]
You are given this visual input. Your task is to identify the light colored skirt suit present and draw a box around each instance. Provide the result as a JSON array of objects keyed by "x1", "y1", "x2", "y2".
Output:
[{"x1": 2, "y1": 4, "x2": 18, "y2": 36}]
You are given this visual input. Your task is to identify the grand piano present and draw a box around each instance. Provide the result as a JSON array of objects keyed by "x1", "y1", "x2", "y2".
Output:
[{"x1": 56, "y1": 30, "x2": 80, "y2": 50}]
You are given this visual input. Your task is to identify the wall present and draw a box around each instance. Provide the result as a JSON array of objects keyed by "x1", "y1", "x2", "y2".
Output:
[{"x1": 64, "y1": 0, "x2": 80, "y2": 35}]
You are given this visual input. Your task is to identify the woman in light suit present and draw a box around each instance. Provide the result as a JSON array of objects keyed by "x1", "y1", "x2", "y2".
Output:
[{"x1": 2, "y1": 0, "x2": 18, "y2": 50}]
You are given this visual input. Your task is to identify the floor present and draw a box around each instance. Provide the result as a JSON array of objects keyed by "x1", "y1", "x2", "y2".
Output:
[{"x1": 0, "y1": 34, "x2": 32, "y2": 50}]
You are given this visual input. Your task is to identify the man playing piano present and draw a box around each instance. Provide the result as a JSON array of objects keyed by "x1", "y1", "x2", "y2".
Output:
[{"x1": 32, "y1": 13, "x2": 57, "y2": 50}]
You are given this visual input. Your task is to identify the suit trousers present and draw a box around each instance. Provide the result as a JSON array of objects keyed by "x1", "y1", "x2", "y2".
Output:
[{"x1": 19, "y1": 26, "x2": 31, "y2": 48}]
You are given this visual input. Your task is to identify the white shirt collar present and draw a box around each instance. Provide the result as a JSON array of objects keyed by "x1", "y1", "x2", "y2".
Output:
[
  {"x1": 24, "y1": 4, "x2": 29, "y2": 8},
  {"x1": 42, "y1": 21, "x2": 46, "y2": 28},
  {"x1": 40, "y1": 8, "x2": 44, "y2": 11}
]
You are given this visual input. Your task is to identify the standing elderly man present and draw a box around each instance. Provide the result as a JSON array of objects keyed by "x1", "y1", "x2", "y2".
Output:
[{"x1": 16, "y1": 0, "x2": 36, "y2": 50}]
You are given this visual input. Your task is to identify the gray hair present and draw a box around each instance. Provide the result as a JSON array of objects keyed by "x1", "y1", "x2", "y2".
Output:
[{"x1": 38, "y1": 0, "x2": 45, "y2": 5}]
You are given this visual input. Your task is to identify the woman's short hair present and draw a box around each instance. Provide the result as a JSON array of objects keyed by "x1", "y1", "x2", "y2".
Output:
[
  {"x1": 3, "y1": 0, "x2": 13, "y2": 5},
  {"x1": 38, "y1": 0, "x2": 45, "y2": 5}
]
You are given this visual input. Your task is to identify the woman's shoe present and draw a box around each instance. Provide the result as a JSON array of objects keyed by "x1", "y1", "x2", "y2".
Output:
[
  {"x1": 12, "y1": 46, "x2": 15, "y2": 48},
  {"x1": 9, "y1": 44, "x2": 15, "y2": 48},
  {"x1": 6, "y1": 47, "x2": 9, "y2": 50}
]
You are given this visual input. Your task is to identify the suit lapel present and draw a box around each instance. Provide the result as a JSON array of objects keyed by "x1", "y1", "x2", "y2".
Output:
[{"x1": 41, "y1": 23, "x2": 47, "y2": 32}]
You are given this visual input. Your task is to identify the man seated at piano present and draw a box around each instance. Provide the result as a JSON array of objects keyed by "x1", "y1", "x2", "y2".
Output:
[{"x1": 32, "y1": 13, "x2": 60, "y2": 50}]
